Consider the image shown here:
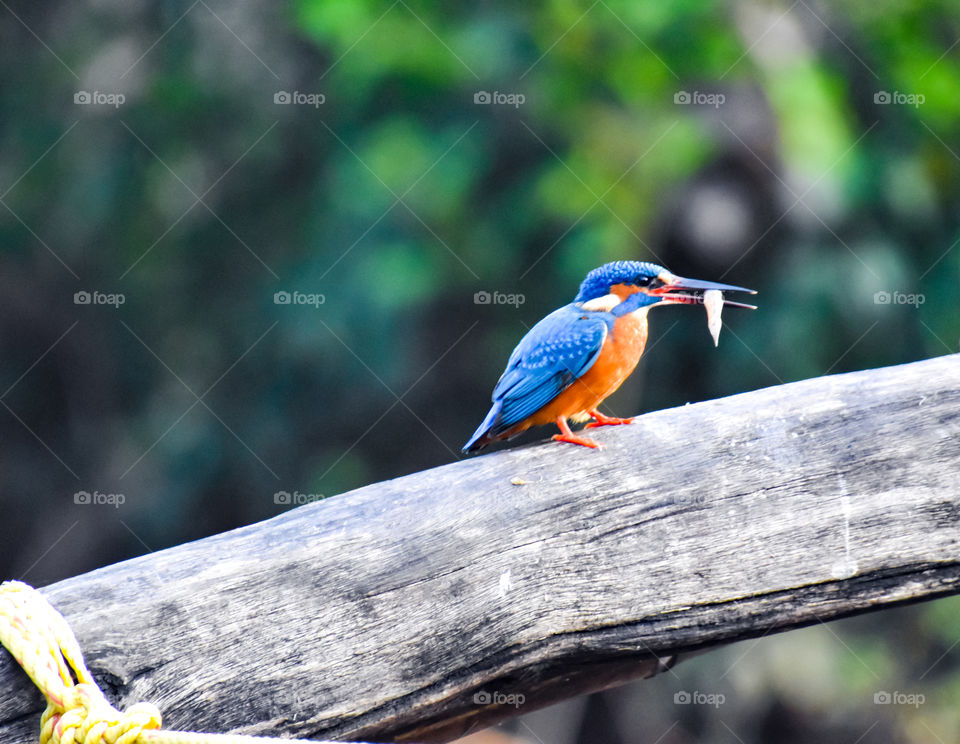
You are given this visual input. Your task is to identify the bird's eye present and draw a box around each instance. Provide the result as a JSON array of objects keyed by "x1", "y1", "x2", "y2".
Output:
[{"x1": 634, "y1": 276, "x2": 652, "y2": 286}]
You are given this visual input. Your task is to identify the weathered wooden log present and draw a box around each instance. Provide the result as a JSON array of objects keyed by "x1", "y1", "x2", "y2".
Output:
[{"x1": 1, "y1": 355, "x2": 959, "y2": 743}]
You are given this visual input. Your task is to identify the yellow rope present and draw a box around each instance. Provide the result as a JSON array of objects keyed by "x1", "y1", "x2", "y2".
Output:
[{"x1": 0, "y1": 581, "x2": 348, "y2": 744}]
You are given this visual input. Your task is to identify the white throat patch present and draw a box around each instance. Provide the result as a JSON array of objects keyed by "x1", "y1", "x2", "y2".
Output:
[{"x1": 579, "y1": 293, "x2": 622, "y2": 312}]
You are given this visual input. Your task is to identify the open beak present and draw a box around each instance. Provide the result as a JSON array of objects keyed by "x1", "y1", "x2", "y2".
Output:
[{"x1": 649, "y1": 273, "x2": 758, "y2": 310}]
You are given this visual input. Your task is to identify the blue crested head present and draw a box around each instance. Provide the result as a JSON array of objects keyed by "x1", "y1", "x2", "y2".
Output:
[{"x1": 574, "y1": 261, "x2": 666, "y2": 302}]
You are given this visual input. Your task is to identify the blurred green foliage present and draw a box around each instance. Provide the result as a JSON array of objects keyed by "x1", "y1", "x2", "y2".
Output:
[{"x1": 0, "y1": 0, "x2": 957, "y2": 740}]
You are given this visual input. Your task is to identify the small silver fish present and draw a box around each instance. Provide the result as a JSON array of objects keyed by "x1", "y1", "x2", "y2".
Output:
[{"x1": 704, "y1": 289, "x2": 723, "y2": 347}]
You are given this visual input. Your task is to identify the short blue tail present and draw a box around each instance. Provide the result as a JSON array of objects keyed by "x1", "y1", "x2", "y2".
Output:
[{"x1": 462, "y1": 400, "x2": 504, "y2": 452}]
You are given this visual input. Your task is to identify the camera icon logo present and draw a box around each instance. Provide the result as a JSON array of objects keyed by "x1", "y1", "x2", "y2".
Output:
[
  {"x1": 873, "y1": 290, "x2": 891, "y2": 304},
  {"x1": 274, "y1": 291, "x2": 291, "y2": 304},
  {"x1": 674, "y1": 91, "x2": 691, "y2": 104},
  {"x1": 74, "y1": 490, "x2": 92, "y2": 504},
  {"x1": 874, "y1": 91, "x2": 891, "y2": 104},
  {"x1": 74, "y1": 291, "x2": 91, "y2": 304},
  {"x1": 474, "y1": 91, "x2": 491, "y2": 104},
  {"x1": 874, "y1": 691, "x2": 891, "y2": 704},
  {"x1": 674, "y1": 691, "x2": 691, "y2": 704},
  {"x1": 74, "y1": 91, "x2": 92, "y2": 104},
  {"x1": 473, "y1": 691, "x2": 491, "y2": 704},
  {"x1": 274, "y1": 491, "x2": 292, "y2": 505},
  {"x1": 274, "y1": 91, "x2": 292, "y2": 104},
  {"x1": 474, "y1": 291, "x2": 491, "y2": 304}
]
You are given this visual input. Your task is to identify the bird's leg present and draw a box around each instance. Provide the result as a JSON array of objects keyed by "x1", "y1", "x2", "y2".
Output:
[
  {"x1": 585, "y1": 408, "x2": 634, "y2": 428},
  {"x1": 551, "y1": 416, "x2": 601, "y2": 449}
]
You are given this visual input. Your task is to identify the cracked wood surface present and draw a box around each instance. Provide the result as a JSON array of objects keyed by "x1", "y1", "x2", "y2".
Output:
[{"x1": 1, "y1": 355, "x2": 959, "y2": 742}]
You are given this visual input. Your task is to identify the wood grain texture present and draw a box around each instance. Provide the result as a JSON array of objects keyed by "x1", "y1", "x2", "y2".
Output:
[{"x1": 2, "y1": 355, "x2": 960, "y2": 743}]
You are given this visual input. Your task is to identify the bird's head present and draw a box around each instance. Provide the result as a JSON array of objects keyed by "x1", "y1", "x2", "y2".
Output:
[{"x1": 574, "y1": 260, "x2": 757, "y2": 315}]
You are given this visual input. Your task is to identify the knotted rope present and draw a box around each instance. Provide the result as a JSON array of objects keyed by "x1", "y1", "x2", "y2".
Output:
[{"x1": 0, "y1": 580, "x2": 347, "y2": 744}]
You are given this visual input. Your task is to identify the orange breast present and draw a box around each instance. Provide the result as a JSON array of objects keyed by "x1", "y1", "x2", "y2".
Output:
[{"x1": 519, "y1": 310, "x2": 649, "y2": 428}]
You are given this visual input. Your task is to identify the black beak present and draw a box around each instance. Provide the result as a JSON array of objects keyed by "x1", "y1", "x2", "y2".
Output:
[{"x1": 650, "y1": 275, "x2": 757, "y2": 310}]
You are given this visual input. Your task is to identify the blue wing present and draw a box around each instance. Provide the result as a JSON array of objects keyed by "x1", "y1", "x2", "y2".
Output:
[{"x1": 463, "y1": 304, "x2": 611, "y2": 450}]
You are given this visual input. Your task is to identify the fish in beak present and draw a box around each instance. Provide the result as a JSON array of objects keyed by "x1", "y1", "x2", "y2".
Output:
[{"x1": 647, "y1": 271, "x2": 757, "y2": 345}]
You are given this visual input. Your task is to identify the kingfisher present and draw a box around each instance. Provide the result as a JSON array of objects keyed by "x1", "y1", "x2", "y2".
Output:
[{"x1": 463, "y1": 261, "x2": 756, "y2": 451}]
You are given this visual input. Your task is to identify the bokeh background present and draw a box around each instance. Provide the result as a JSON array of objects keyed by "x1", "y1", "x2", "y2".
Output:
[{"x1": 1, "y1": 1, "x2": 958, "y2": 742}]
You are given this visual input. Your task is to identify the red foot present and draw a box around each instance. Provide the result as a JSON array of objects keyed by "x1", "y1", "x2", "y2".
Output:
[
  {"x1": 552, "y1": 417, "x2": 602, "y2": 449},
  {"x1": 552, "y1": 433, "x2": 601, "y2": 448},
  {"x1": 585, "y1": 409, "x2": 634, "y2": 428}
]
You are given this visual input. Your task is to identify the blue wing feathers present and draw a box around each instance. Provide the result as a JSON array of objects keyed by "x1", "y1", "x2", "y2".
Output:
[{"x1": 462, "y1": 305, "x2": 610, "y2": 450}]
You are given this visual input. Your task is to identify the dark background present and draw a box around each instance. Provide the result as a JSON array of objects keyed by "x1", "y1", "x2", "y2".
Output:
[{"x1": 0, "y1": 1, "x2": 957, "y2": 741}]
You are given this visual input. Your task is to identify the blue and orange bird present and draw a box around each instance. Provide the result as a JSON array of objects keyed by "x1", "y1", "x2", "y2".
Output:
[{"x1": 463, "y1": 261, "x2": 757, "y2": 451}]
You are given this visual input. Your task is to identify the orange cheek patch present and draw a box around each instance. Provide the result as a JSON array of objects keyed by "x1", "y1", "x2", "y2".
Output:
[{"x1": 610, "y1": 283, "x2": 642, "y2": 300}]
